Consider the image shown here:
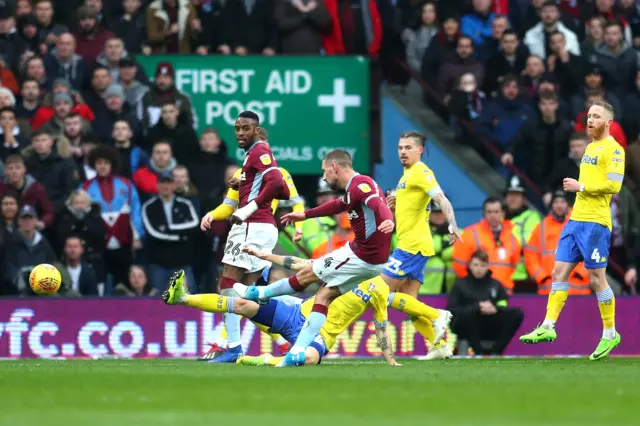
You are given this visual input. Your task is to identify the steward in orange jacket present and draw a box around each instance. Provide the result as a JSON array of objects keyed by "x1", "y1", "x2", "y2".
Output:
[
  {"x1": 524, "y1": 191, "x2": 590, "y2": 295},
  {"x1": 452, "y1": 197, "x2": 521, "y2": 293}
]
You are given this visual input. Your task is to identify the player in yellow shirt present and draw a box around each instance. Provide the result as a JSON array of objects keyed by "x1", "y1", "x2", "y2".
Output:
[
  {"x1": 383, "y1": 131, "x2": 461, "y2": 359},
  {"x1": 520, "y1": 101, "x2": 623, "y2": 360},
  {"x1": 163, "y1": 249, "x2": 401, "y2": 366}
]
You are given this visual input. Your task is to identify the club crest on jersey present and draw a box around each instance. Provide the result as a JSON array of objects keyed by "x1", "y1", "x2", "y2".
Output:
[
  {"x1": 358, "y1": 183, "x2": 372, "y2": 193},
  {"x1": 581, "y1": 155, "x2": 598, "y2": 165},
  {"x1": 368, "y1": 281, "x2": 376, "y2": 292},
  {"x1": 260, "y1": 154, "x2": 272, "y2": 165}
]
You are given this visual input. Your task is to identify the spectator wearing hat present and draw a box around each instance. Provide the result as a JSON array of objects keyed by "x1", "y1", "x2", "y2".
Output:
[
  {"x1": 146, "y1": 0, "x2": 200, "y2": 54},
  {"x1": 0, "y1": 107, "x2": 29, "y2": 162},
  {"x1": 15, "y1": 79, "x2": 42, "y2": 123},
  {"x1": 436, "y1": 35, "x2": 484, "y2": 99},
  {"x1": 33, "y1": 0, "x2": 68, "y2": 48},
  {"x1": 118, "y1": 58, "x2": 149, "y2": 108},
  {"x1": 111, "y1": 0, "x2": 149, "y2": 55},
  {"x1": 73, "y1": 5, "x2": 115, "y2": 63},
  {"x1": 422, "y1": 201, "x2": 457, "y2": 294},
  {"x1": 188, "y1": 128, "x2": 233, "y2": 215},
  {"x1": 0, "y1": 154, "x2": 54, "y2": 229},
  {"x1": 502, "y1": 177, "x2": 541, "y2": 287},
  {"x1": 1, "y1": 204, "x2": 57, "y2": 295},
  {"x1": 447, "y1": 249, "x2": 524, "y2": 355},
  {"x1": 83, "y1": 144, "x2": 143, "y2": 291},
  {"x1": 133, "y1": 140, "x2": 177, "y2": 198},
  {"x1": 44, "y1": 32, "x2": 85, "y2": 92},
  {"x1": 523, "y1": 1, "x2": 580, "y2": 59},
  {"x1": 138, "y1": 62, "x2": 195, "y2": 135},
  {"x1": 92, "y1": 83, "x2": 141, "y2": 144},
  {"x1": 142, "y1": 170, "x2": 199, "y2": 292},
  {"x1": 569, "y1": 65, "x2": 622, "y2": 119},
  {"x1": 112, "y1": 119, "x2": 148, "y2": 179},
  {"x1": 595, "y1": 19, "x2": 638, "y2": 100},
  {"x1": 501, "y1": 91, "x2": 572, "y2": 187},
  {"x1": 23, "y1": 129, "x2": 79, "y2": 209},
  {"x1": 14, "y1": 14, "x2": 41, "y2": 76},
  {"x1": 146, "y1": 100, "x2": 198, "y2": 165},
  {"x1": 39, "y1": 91, "x2": 77, "y2": 137},
  {"x1": 483, "y1": 29, "x2": 529, "y2": 96},
  {"x1": 32, "y1": 78, "x2": 94, "y2": 131},
  {"x1": 525, "y1": 190, "x2": 590, "y2": 295}
]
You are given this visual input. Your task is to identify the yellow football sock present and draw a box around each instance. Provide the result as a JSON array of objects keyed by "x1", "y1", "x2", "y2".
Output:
[
  {"x1": 390, "y1": 292, "x2": 440, "y2": 321},
  {"x1": 184, "y1": 294, "x2": 228, "y2": 313},
  {"x1": 411, "y1": 316, "x2": 436, "y2": 344},
  {"x1": 544, "y1": 286, "x2": 568, "y2": 323},
  {"x1": 596, "y1": 287, "x2": 616, "y2": 330}
]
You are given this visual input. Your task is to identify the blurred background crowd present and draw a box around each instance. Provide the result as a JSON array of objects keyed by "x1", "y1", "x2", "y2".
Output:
[{"x1": 0, "y1": 0, "x2": 638, "y2": 301}]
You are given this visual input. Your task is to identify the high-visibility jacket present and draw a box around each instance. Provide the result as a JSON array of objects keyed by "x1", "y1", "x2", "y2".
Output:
[
  {"x1": 421, "y1": 229, "x2": 457, "y2": 294},
  {"x1": 510, "y1": 208, "x2": 542, "y2": 281},
  {"x1": 301, "y1": 216, "x2": 336, "y2": 255},
  {"x1": 311, "y1": 231, "x2": 354, "y2": 259},
  {"x1": 452, "y1": 219, "x2": 521, "y2": 292},
  {"x1": 524, "y1": 212, "x2": 590, "y2": 295}
]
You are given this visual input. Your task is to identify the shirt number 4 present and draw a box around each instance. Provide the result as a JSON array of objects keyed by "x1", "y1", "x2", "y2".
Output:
[{"x1": 591, "y1": 248, "x2": 603, "y2": 263}]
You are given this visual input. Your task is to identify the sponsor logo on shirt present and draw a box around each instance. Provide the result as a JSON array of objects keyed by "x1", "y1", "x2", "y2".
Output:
[
  {"x1": 351, "y1": 287, "x2": 372, "y2": 303},
  {"x1": 581, "y1": 155, "x2": 598, "y2": 165},
  {"x1": 348, "y1": 210, "x2": 360, "y2": 220},
  {"x1": 358, "y1": 183, "x2": 371, "y2": 193},
  {"x1": 397, "y1": 180, "x2": 406, "y2": 189},
  {"x1": 612, "y1": 158, "x2": 623, "y2": 163}
]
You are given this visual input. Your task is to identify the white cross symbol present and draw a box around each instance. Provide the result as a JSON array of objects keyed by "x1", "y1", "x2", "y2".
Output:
[{"x1": 317, "y1": 78, "x2": 361, "y2": 123}]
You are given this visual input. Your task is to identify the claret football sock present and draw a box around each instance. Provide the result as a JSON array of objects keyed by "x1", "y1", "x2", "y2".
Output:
[
  {"x1": 596, "y1": 286, "x2": 616, "y2": 339},
  {"x1": 388, "y1": 292, "x2": 441, "y2": 322},
  {"x1": 542, "y1": 282, "x2": 569, "y2": 328}
]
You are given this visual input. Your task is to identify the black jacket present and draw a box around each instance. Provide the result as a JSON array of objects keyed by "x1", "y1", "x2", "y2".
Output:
[
  {"x1": 189, "y1": 143, "x2": 233, "y2": 214},
  {"x1": 54, "y1": 204, "x2": 106, "y2": 275},
  {"x1": 1, "y1": 230, "x2": 56, "y2": 295},
  {"x1": 142, "y1": 195, "x2": 199, "y2": 267},
  {"x1": 24, "y1": 152, "x2": 79, "y2": 209},
  {"x1": 622, "y1": 89, "x2": 640, "y2": 140},
  {"x1": 220, "y1": 0, "x2": 278, "y2": 53},
  {"x1": 447, "y1": 272, "x2": 509, "y2": 317},
  {"x1": 273, "y1": 0, "x2": 332, "y2": 54},
  {"x1": 483, "y1": 45, "x2": 530, "y2": 96},
  {"x1": 545, "y1": 156, "x2": 580, "y2": 204},
  {"x1": 147, "y1": 118, "x2": 200, "y2": 166},
  {"x1": 59, "y1": 261, "x2": 100, "y2": 296},
  {"x1": 507, "y1": 114, "x2": 572, "y2": 187}
]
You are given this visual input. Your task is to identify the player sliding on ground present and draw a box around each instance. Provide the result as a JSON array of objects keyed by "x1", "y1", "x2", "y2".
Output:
[
  {"x1": 198, "y1": 111, "x2": 289, "y2": 363},
  {"x1": 163, "y1": 253, "x2": 399, "y2": 366},
  {"x1": 235, "y1": 150, "x2": 395, "y2": 367},
  {"x1": 384, "y1": 131, "x2": 461, "y2": 359},
  {"x1": 199, "y1": 127, "x2": 304, "y2": 360},
  {"x1": 519, "y1": 101, "x2": 623, "y2": 360}
]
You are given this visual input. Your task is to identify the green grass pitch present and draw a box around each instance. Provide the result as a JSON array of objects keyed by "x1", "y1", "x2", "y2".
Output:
[{"x1": 1, "y1": 358, "x2": 638, "y2": 426}]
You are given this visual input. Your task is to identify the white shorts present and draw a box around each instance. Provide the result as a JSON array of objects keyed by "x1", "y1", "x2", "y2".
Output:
[
  {"x1": 222, "y1": 222, "x2": 278, "y2": 273},
  {"x1": 312, "y1": 244, "x2": 385, "y2": 293}
]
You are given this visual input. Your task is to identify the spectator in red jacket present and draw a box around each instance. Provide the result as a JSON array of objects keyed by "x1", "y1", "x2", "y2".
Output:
[
  {"x1": 322, "y1": 0, "x2": 383, "y2": 56},
  {"x1": 0, "y1": 154, "x2": 54, "y2": 230},
  {"x1": 31, "y1": 79, "x2": 95, "y2": 130},
  {"x1": 574, "y1": 89, "x2": 628, "y2": 148},
  {"x1": 132, "y1": 140, "x2": 177, "y2": 198}
]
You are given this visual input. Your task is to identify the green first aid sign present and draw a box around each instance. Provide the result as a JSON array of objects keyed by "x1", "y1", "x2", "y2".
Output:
[{"x1": 137, "y1": 55, "x2": 371, "y2": 174}]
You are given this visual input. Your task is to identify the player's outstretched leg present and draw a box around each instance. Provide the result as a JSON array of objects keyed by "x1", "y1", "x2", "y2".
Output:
[
  {"x1": 388, "y1": 292, "x2": 452, "y2": 343},
  {"x1": 235, "y1": 274, "x2": 307, "y2": 302}
]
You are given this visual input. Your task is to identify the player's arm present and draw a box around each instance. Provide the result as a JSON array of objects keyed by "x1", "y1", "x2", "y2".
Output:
[
  {"x1": 234, "y1": 149, "x2": 287, "y2": 221},
  {"x1": 432, "y1": 192, "x2": 462, "y2": 242},
  {"x1": 201, "y1": 171, "x2": 241, "y2": 230},
  {"x1": 356, "y1": 182, "x2": 394, "y2": 232},
  {"x1": 305, "y1": 197, "x2": 348, "y2": 218},
  {"x1": 242, "y1": 247, "x2": 309, "y2": 271},
  {"x1": 372, "y1": 283, "x2": 400, "y2": 366}
]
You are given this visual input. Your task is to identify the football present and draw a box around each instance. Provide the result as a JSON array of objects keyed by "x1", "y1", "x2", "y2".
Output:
[{"x1": 29, "y1": 264, "x2": 62, "y2": 296}]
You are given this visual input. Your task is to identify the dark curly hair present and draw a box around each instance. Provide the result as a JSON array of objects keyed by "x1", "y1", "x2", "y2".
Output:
[{"x1": 87, "y1": 144, "x2": 121, "y2": 174}]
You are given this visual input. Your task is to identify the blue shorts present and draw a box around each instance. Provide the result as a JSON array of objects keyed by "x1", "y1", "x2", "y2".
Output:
[
  {"x1": 383, "y1": 249, "x2": 429, "y2": 282},
  {"x1": 250, "y1": 299, "x2": 327, "y2": 364},
  {"x1": 556, "y1": 220, "x2": 611, "y2": 269}
]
